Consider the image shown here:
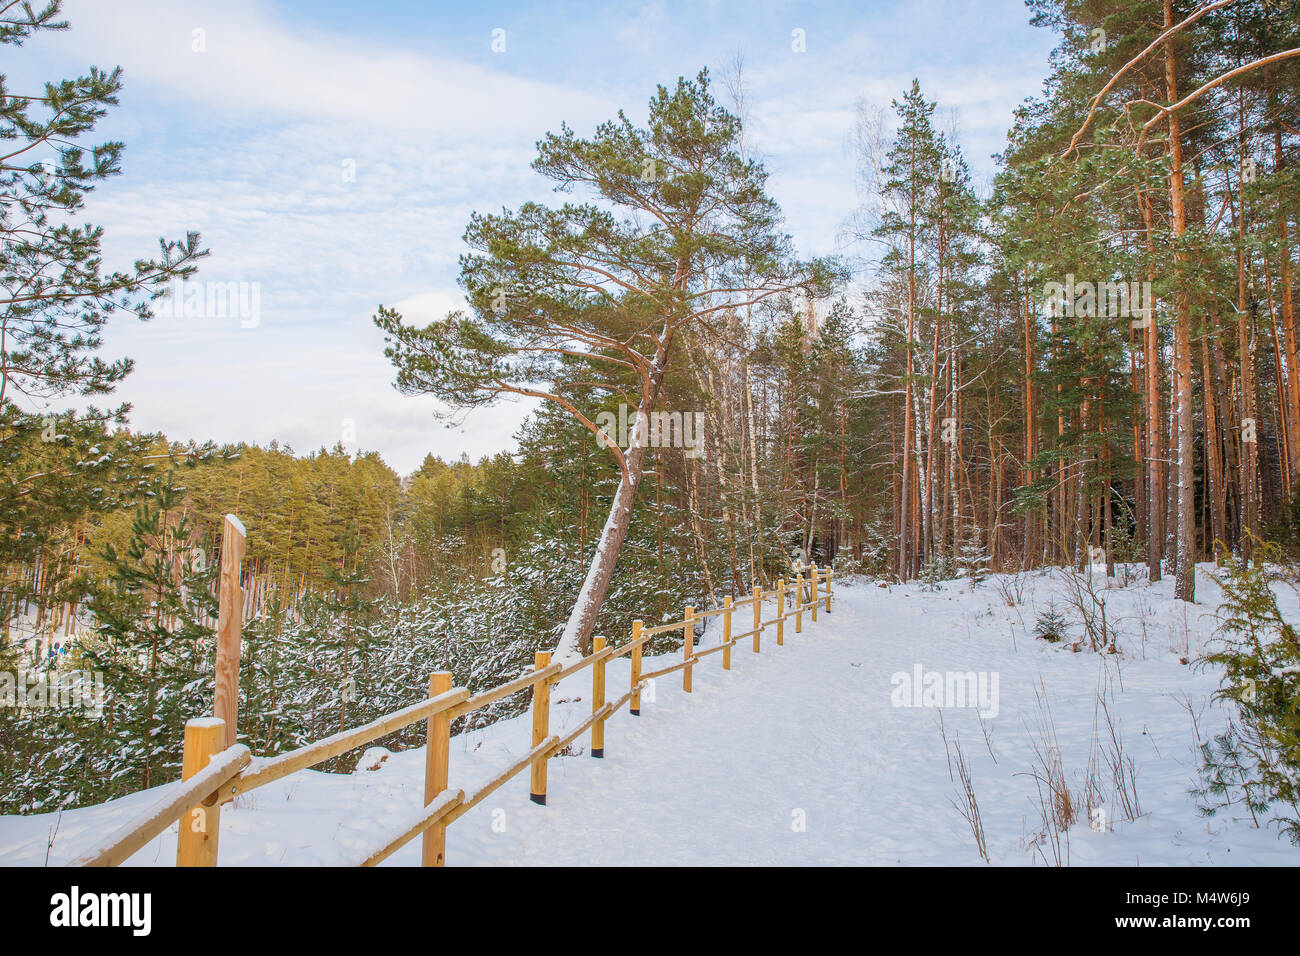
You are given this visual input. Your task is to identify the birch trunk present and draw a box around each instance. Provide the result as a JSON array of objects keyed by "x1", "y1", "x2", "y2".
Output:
[{"x1": 1164, "y1": 0, "x2": 1195, "y2": 601}]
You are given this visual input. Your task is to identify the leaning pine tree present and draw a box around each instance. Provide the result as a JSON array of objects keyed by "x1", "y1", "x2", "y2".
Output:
[{"x1": 377, "y1": 69, "x2": 837, "y2": 659}]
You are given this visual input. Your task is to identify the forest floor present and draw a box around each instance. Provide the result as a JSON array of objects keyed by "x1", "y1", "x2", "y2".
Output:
[{"x1": 2, "y1": 563, "x2": 1297, "y2": 866}]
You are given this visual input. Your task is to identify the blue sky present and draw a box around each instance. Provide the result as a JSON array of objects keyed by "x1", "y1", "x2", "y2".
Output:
[{"x1": 24, "y1": 0, "x2": 1058, "y2": 474}]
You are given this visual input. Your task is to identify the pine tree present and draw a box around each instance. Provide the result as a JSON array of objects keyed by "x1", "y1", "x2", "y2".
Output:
[
  {"x1": 0, "y1": 0, "x2": 208, "y2": 655},
  {"x1": 377, "y1": 69, "x2": 838, "y2": 657},
  {"x1": 85, "y1": 484, "x2": 216, "y2": 792},
  {"x1": 874, "y1": 80, "x2": 944, "y2": 581},
  {"x1": 1200, "y1": 542, "x2": 1300, "y2": 842},
  {"x1": 1033, "y1": 602, "x2": 1070, "y2": 643}
]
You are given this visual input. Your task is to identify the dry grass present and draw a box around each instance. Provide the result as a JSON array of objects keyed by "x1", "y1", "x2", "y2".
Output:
[
  {"x1": 1059, "y1": 568, "x2": 1116, "y2": 652},
  {"x1": 950, "y1": 738, "x2": 989, "y2": 863},
  {"x1": 1017, "y1": 678, "x2": 1076, "y2": 866},
  {"x1": 1099, "y1": 692, "x2": 1142, "y2": 823},
  {"x1": 993, "y1": 570, "x2": 1027, "y2": 608}
]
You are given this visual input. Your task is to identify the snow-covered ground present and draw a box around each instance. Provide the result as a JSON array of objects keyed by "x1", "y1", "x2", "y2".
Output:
[
  {"x1": 3, "y1": 563, "x2": 1296, "y2": 866},
  {"x1": 5, "y1": 604, "x2": 88, "y2": 665}
]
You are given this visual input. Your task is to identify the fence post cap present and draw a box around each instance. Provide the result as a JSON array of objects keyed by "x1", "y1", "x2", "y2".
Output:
[{"x1": 186, "y1": 716, "x2": 226, "y2": 730}]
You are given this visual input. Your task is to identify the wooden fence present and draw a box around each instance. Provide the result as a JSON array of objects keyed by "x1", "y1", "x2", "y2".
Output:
[{"x1": 70, "y1": 545, "x2": 834, "y2": 868}]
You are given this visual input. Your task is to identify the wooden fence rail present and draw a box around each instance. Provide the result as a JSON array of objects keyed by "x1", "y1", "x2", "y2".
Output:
[{"x1": 73, "y1": 561, "x2": 834, "y2": 868}]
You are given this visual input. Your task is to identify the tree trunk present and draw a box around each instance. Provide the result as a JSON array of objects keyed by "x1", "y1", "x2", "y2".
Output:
[
  {"x1": 1202, "y1": 332, "x2": 1227, "y2": 553},
  {"x1": 553, "y1": 330, "x2": 672, "y2": 660},
  {"x1": 1237, "y1": 90, "x2": 1259, "y2": 558},
  {"x1": 900, "y1": 225, "x2": 916, "y2": 580},
  {"x1": 1164, "y1": 0, "x2": 1195, "y2": 602},
  {"x1": 1140, "y1": 188, "x2": 1163, "y2": 581},
  {"x1": 1275, "y1": 116, "x2": 1300, "y2": 485}
]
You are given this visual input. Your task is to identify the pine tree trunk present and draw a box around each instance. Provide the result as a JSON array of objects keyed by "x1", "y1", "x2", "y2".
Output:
[
  {"x1": 553, "y1": 326, "x2": 672, "y2": 660},
  {"x1": 1131, "y1": 321, "x2": 1145, "y2": 563},
  {"x1": 1140, "y1": 188, "x2": 1164, "y2": 581},
  {"x1": 1166, "y1": 320, "x2": 1180, "y2": 576},
  {"x1": 1202, "y1": 333, "x2": 1226, "y2": 553},
  {"x1": 899, "y1": 229, "x2": 916, "y2": 580},
  {"x1": 1275, "y1": 116, "x2": 1300, "y2": 487}
]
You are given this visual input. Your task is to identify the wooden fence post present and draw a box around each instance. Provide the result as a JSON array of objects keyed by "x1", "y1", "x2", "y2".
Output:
[
  {"x1": 776, "y1": 578, "x2": 785, "y2": 645},
  {"x1": 212, "y1": 514, "x2": 246, "y2": 749},
  {"x1": 825, "y1": 570, "x2": 833, "y2": 611},
  {"x1": 683, "y1": 606, "x2": 695, "y2": 692},
  {"x1": 630, "y1": 621, "x2": 643, "y2": 716},
  {"x1": 722, "y1": 596, "x2": 733, "y2": 670},
  {"x1": 591, "y1": 637, "x2": 607, "y2": 758},
  {"x1": 752, "y1": 584, "x2": 761, "y2": 653},
  {"x1": 422, "y1": 671, "x2": 453, "y2": 866},
  {"x1": 795, "y1": 569, "x2": 804, "y2": 634},
  {"x1": 811, "y1": 563, "x2": 819, "y2": 623},
  {"x1": 530, "y1": 651, "x2": 552, "y2": 805},
  {"x1": 176, "y1": 717, "x2": 225, "y2": 866}
]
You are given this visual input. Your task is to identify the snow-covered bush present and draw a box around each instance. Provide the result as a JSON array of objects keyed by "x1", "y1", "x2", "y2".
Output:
[{"x1": 956, "y1": 527, "x2": 990, "y2": 587}]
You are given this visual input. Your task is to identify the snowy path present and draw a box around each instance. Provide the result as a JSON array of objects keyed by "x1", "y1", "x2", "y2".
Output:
[
  {"x1": 3, "y1": 569, "x2": 1296, "y2": 865},
  {"x1": 451, "y1": 590, "x2": 961, "y2": 865}
]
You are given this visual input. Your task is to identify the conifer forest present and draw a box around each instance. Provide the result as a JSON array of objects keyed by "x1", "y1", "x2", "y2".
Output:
[{"x1": 1, "y1": 0, "x2": 1299, "y2": 890}]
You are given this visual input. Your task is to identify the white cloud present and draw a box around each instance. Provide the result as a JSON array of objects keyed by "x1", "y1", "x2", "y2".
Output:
[
  {"x1": 59, "y1": 0, "x2": 614, "y2": 138},
  {"x1": 389, "y1": 290, "x2": 470, "y2": 325},
  {"x1": 24, "y1": 0, "x2": 1055, "y2": 476}
]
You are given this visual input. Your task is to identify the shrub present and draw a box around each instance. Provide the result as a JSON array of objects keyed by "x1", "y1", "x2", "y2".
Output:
[
  {"x1": 1033, "y1": 603, "x2": 1069, "y2": 643},
  {"x1": 1196, "y1": 543, "x2": 1300, "y2": 844}
]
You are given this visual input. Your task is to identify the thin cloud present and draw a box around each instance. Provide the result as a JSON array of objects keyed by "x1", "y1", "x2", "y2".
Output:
[{"x1": 32, "y1": 0, "x2": 1054, "y2": 474}]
